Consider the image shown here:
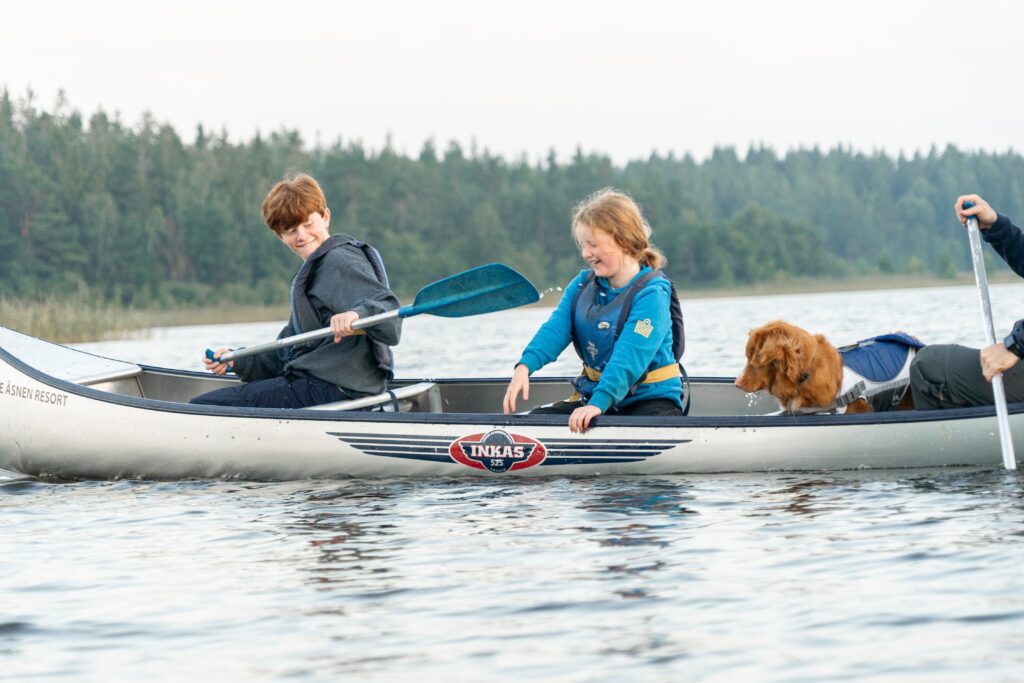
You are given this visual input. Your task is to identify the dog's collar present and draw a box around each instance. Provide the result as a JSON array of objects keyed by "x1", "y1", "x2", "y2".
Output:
[{"x1": 796, "y1": 346, "x2": 818, "y2": 385}]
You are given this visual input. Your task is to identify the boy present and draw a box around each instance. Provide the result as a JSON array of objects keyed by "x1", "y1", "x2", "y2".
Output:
[{"x1": 192, "y1": 173, "x2": 401, "y2": 408}]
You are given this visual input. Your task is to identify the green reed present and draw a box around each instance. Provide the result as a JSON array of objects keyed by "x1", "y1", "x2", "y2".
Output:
[
  {"x1": 0, "y1": 297, "x2": 145, "y2": 343},
  {"x1": 0, "y1": 298, "x2": 292, "y2": 343}
]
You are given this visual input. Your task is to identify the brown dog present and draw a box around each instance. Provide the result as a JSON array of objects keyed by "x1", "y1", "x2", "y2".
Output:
[{"x1": 735, "y1": 320, "x2": 877, "y2": 414}]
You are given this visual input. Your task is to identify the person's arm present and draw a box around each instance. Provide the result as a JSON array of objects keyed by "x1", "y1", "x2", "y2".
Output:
[
  {"x1": 516, "y1": 272, "x2": 585, "y2": 373},
  {"x1": 310, "y1": 246, "x2": 402, "y2": 346},
  {"x1": 981, "y1": 319, "x2": 1024, "y2": 381},
  {"x1": 586, "y1": 282, "x2": 672, "y2": 413},
  {"x1": 503, "y1": 272, "x2": 585, "y2": 414},
  {"x1": 955, "y1": 194, "x2": 1024, "y2": 277},
  {"x1": 231, "y1": 323, "x2": 293, "y2": 380},
  {"x1": 980, "y1": 215, "x2": 1024, "y2": 278}
]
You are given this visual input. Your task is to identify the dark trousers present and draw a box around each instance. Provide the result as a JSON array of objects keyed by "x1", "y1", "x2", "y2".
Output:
[
  {"x1": 910, "y1": 344, "x2": 1024, "y2": 410},
  {"x1": 529, "y1": 398, "x2": 683, "y2": 417},
  {"x1": 189, "y1": 372, "x2": 348, "y2": 408}
]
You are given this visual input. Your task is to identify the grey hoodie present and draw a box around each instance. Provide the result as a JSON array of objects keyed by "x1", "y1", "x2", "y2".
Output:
[{"x1": 233, "y1": 235, "x2": 402, "y2": 396}]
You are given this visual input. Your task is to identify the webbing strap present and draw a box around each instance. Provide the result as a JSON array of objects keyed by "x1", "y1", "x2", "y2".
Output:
[
  {"x1": 581, "y1": 362, "x2": 682, "y2": 384},
  {"x1": 776, "y1": 377, "x2": 912, "y2": 415}
]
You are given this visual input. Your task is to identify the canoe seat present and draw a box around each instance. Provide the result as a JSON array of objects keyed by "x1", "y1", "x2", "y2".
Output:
[
  {"x1": 72, "y1": 366, "x2": 144, "y2": 386},
  {"x1": 71, "y1": 365, "x2": 145, "y2": 397},
  {"x1": 308, "y1": 381, "x2": 441, "y2": 413}
]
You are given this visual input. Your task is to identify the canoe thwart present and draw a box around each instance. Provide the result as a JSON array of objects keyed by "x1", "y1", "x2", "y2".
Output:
[{"x1": 308, "y1": 381, "x2": 441, "y2": 413}]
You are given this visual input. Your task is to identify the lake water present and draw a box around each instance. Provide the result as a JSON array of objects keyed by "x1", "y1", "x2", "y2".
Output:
[{"x1": 4, "y1": 284, "x2": 1024, "y2": 681}]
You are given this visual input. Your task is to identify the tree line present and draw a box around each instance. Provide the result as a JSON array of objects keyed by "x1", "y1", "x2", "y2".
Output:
[{"x1": 2, "y1": 89, "x2": 1022, "y2": 307}]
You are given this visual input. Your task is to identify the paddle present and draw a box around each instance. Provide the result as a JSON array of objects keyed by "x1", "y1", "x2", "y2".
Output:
[
  {"x1": 208, "y1": 262, "x2": 540, "y2": 363},
  {"x1": 963, "y1": 200, "x2": 1017, "y2": 470}
]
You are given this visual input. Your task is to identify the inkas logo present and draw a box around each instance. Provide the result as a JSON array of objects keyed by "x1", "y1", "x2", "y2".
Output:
[{"x1": 449, "y1": 430, "x2": 547, "y2": 473}]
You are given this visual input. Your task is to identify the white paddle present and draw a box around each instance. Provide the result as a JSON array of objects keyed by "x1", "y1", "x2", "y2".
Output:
[{"x1": 963, "y1": 200, "x2": 1017, "y2": 470}]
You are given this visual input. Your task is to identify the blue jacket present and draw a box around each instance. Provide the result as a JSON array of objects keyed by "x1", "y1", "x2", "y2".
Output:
[
  {"x1": 982, "y1": 214, "x2": 1024, "y2": 347},
  {"x1": 517, "y1": 268, "x2": 682, "y2": 412}
]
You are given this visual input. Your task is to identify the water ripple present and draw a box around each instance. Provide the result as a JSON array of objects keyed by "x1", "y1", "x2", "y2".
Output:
[{"x1": 6, "y1": 291, "x2": 1024, "y2": 679}]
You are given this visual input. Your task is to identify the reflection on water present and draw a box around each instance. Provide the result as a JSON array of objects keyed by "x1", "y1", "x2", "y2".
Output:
[
  {"x1": 757, "y1": 478, "x2": 847, "y2": 517},
  {"x1": 3, "y1": 471, "x2": 1024, "y2": 680},
  {"x1": 6, "y1": 285, "x2": 1024, "y2": 680},
  {"x1": 292, "y1": 487, "x2": 402, "y2": 585}
]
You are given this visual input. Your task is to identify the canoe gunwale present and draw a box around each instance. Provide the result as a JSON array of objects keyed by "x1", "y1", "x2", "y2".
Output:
[{"x1": 1, "y1": 341, "x2": 1021, "y2": 430}]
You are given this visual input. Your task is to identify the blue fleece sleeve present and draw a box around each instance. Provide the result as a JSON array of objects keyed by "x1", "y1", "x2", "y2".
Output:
[
  {"x1": 588, "y1": 280, "x2": 672, "y2": 413},
  {"x1": 982, "y1": 214, "x2": 1024, "y2": 278},
  {"x1": 517, "y1": 272, "x2": 588, "y2": 373}
]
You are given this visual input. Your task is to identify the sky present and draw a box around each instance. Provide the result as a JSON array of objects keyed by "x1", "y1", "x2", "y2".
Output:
[{"x1": 2, "y1": 0, "x2": 1023, "y2": 165}]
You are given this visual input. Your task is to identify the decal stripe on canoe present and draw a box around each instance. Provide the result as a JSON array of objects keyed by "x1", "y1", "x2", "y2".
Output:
[{"x1": 327, "y1": 431, "x2": 689, "y2": 469}]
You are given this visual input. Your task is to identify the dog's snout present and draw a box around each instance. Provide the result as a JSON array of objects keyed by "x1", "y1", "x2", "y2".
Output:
[{"x1": 735, "y1": 369, "x2": 756, "y2": 392}]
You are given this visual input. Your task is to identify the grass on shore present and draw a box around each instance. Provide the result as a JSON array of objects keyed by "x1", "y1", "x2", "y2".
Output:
[
  {"x1": 3, "y1": 271, "x2": 1019, "y2": 343},
  {"x1": 0, "y1": 298, "x2": 289, "y2": 344},
  {"x1": 0, "y1": 297, "x2": 147, "y2": 344}
]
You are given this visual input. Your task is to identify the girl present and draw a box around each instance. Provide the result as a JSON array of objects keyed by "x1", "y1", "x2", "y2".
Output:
[{"x1": 503, "y1": 189, "x2": 683, "y2": 432}]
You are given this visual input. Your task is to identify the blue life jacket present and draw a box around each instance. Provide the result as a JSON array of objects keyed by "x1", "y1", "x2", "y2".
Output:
[
  {"x1": 834, "y1": 333, "x2": 925, "y2": 412},
  {"x1": 569, "y1": 269, "x2": 686, "y2": 403},
  {"x1": 290, "y1": 234, "x2": 395, "y2": 380}
]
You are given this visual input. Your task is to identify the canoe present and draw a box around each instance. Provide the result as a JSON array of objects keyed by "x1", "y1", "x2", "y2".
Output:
[{"x1": 0, "y1": 325, "x2": 1019, "y2": 480}]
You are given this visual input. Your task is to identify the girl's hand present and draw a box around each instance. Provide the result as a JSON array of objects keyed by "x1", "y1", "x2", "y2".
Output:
[
  {"x1": 503, "y1": 364, "x2": 530, "y2": 414},
  {"x1": 569, "y1": 405, "x2": 602, "y2": 433}
]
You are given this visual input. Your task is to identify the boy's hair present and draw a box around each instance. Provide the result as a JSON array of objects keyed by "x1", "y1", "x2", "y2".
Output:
[{"x1": 261, "y1": 173, "x2": 328, "y2": 235}]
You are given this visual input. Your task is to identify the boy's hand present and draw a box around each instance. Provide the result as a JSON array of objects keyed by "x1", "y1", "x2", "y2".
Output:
[
  {"x1": 203, "y1": 348, "x2": 233, "y2": 375},
  {"x1": 331, "y1": 311, "x2": 360, "y2": 343}
]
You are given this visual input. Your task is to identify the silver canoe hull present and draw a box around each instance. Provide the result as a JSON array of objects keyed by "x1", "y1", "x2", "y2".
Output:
[{"x1": 0, "y1": 326, "x2": 1018, "y2": 480}]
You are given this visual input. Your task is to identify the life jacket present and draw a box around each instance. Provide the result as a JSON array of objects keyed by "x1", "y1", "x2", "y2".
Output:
[
  {"x1": 568, "y1": 269, "x2": 686, "y2": 402},
  {"x1": 290, "y1": 234, "x2": 395, "y2": 380},
  {"x1": 830, "y1": 333, "x2": 925, "y2": 413}
]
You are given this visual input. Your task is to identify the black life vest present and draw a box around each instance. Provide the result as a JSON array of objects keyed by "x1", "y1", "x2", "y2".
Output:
[
  {"x1": 569, "y1": 269, "x2": 688, "y2": 413},
  {"x1": 570, "y1": 269, "x2": 685, "y2": 366}
]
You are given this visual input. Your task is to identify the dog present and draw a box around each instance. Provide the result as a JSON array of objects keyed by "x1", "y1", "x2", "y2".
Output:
[{"x1": 735, "y1": 320, "x2": 921, "y2": 414}]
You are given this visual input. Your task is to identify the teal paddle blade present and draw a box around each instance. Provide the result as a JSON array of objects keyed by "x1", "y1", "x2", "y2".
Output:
[{"x1": 401, "y1": 263, "x2": 539, "y2": 318}]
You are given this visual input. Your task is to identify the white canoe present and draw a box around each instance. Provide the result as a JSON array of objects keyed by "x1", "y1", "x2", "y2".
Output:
[{"x1": 0, "y1": 326, "x2": 1018, "y2": 480}]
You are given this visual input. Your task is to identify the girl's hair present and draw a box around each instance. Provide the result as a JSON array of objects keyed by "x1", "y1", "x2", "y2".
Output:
[
  {"x1": 571, "y1": 188, "x2": 665, "y2": 269},
  {"x1": 261, "y1": 172, "x2": 328, "y2": 235}
]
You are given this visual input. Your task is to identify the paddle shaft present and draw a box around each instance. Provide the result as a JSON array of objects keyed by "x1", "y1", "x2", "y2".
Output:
[
  {"x1": 214, "y1": 309, "x2": 397, "y2": 363},
  {"x1": 207, "y1": 262, "x2": 539, "y2": 365},
  {"x1": 965, "y1": 209, "x2": 1017, "y2": 470}
]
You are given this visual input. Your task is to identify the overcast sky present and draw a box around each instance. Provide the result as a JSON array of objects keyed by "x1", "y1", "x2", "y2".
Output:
[{"x1": 2, "y1": 0, "x2": 1022, "y2": 164}]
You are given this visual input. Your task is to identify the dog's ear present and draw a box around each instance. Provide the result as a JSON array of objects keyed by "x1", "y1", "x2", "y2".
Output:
[
  {"x1": 781, "y1": 332, "x2": 816, "y2": 384},
  {"x1": 751, "y1": 328, "x2": 790, "y2": 367},
  {"x1": 750, "y1": 329, "x2": 780, "y2": 366}
]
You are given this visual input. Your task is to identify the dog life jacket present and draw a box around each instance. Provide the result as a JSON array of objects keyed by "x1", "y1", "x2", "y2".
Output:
[
  {"x1": 290, "y1": 234, "x2": 395, "y2": 380},
  {"x1": 569, "y1": 269, "x2": 686, "y2": 404},
  {"x1": 829, "y1": 333, "x2": 925, "y2": 414}
]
